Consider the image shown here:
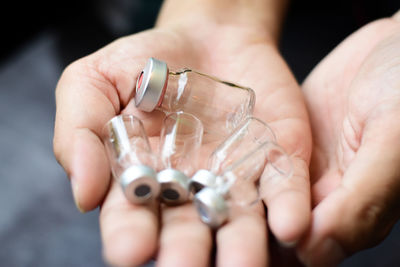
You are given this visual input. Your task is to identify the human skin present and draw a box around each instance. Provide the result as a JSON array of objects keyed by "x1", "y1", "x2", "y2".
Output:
[
  {"x1": 298, "y1": 11, "x2": 400, "y2": 267},
  {"x1": 53, "y1": 0, "x2": 312, "y2": 266}
]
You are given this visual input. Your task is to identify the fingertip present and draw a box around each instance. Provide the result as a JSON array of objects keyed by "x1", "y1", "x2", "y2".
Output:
[
  {"x1": 263, "y1": 157, "x2": 311, "y2": 246},
  {"x1": 101, "y1": 185, "x2": 159, "y2": 267},
  {"x1": 157, "y1": 204, "x2": 212, "y2": 267},
  {"x1": 217, "y1": 208, "x2": 268, "y2": 267},
  {"x1": 70, "y1": 179, "x2": 86, "y2": 213},
  {"x1": 393, "y1": 9, "x2": 400, "y2": 21},
  {"x1": 70, "y1": 129, "x2": 111, "y2": 211},
  {"x1": 297, "y1": 237, "x2": 346, "y2": 267},
  {"x1": 268, "y1": 191, "x2": 311, "y2": 245},
  {"x1": 121, "y1": 101, "x2": 166, "y2": 137},
  {"x1": 103, "y1": 229, "x2": 156, "y2": 267}
]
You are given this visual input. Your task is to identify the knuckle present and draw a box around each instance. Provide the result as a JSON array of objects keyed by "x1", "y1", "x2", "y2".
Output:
[
  {"x1": 360, "y1": 202, "x2": 383, "y2": 226},
  {"x1": 52, "y1": 134, "x2": 62, "y2": 163},
  {"x1": 351, "y1": 201, "x2": 392, "y2": 249},
  {"x1": 52, "y1": 135, "x2": 60, "y2": 159},
  {"x1": 61, "y1": 59, "x2": 83, "y2": 79},
  {"x1": 52, "y1": 134, "x2": 69, "y2": 176},
  {"x1": 61, "y1": 58, "x2": 93, "y2": 81},
  {"x1": 59, "y1": 54, "x2": 102, "y2": 88}
]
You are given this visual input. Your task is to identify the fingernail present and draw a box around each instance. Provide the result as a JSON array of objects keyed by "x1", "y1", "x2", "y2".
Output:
[
  {"x1": 304, "y1": 238, "x2": 346, "y2": 267},
  {"x1": 278, "y1": 239, "x2": 297, "y2": 248},
  {"x1": 71, "y1": 178, "x2": 86, "y2": 213}
]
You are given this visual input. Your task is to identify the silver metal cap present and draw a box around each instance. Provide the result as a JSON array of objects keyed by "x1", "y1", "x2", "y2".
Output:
[
  {"x1": 157, "y1": 169, "x2": 189, "y2": 205},
  {"x1": 189, "y1": 169, "x2": 217, "y2": 194},
  {"x1": 135, "y1": 57, "x2": 168, "y2": 112},
  {"x1": 120, "y1": 165, "x2": 160, "y2": 204},
  {"x1": 194, "y1": 187, "x2": 228, "y2": 228}
]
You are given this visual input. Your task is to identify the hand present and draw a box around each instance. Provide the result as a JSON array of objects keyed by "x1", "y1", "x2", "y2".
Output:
[
  {"x1": 53, "y1": 1, "x2": 312, "y2": 266},
  {"x1": 298, "y1": 11, "x2": 400, "y2": 266}
]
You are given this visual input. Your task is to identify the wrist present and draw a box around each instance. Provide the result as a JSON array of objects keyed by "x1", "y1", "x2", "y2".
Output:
[{"x1": 156, "y1": 0, "x2": 288, "y2": 44}]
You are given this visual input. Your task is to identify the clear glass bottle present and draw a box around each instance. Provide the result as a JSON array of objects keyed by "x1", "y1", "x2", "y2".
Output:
[
  {"x1": 103, "y1": 114, "x2": 160, "y2": 204},
  {"x1": 191, "y1": 117, "x2": 293, "y2": 228},
  {"x1": 134, "y1": 58, "x2": 255, "y2": 142},
  {"x1": 157, "y1": 112, "x2": 204, "y2": 205},
  {"x1": 190, "y1": 117, "x2": 277, "y2": 193}
]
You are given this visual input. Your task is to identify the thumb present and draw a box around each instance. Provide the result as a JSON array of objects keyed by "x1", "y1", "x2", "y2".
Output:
[
  {"x1": 394, "y1": 9, "x2": 400, "y2": 21},
  {"x1": 297, "y1": 134, "x2": 400, "y2": 266}
]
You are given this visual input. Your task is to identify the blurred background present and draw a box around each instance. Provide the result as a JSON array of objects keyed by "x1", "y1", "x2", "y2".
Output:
[{"x1": 0, "y1": 0, "x2": 398, "y2": 266}]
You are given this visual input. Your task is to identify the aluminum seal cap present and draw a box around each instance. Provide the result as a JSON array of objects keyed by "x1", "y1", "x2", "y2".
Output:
[
  {"x1": 120, "y1": 165, "x2": 160, "y2": 204},
  {"x1": 135, "y1": 57, "x2": 168, "y2": 112},
  {"x1": 189, "y1": 169, "x2": 217, "y2": 194},
  {"x1": 157, "y1": 168, "x2": 189, "y2": 205},
  {"x1": 194, "y1": 187, "x2": 228, "y2": 229}
]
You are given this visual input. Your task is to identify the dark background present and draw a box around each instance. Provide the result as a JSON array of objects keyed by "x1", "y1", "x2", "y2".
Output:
[{"x1": 0, "y1": 0, "x2": 399, "y2": 266}]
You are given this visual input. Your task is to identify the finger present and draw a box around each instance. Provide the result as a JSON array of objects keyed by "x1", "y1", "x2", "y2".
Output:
[
  {"x1": 156, "y1": 204, "x2": 212, "y2": 267},
  {"x1": 262, "y1": 155, "x2": 311, "y2": 246},
  {"x1": 259, "y1": 117, "x2": 311, "y2": 245},
  {"x1": 53, "y1": 32, "x2": 182, "y2": 211},
  {"x1": 297, "y1": 137, "x2": 400, "y2": 266},
  {"x1": 393, "y1": 8, "x2": 400, "y2": 21},
  {"x1": 54, "y1": 58, "x2": 120, "y2": 212},
  {"x1": 122, "y1": 102, "x2": 166, "y2": 137},
  {"x1": 235, "y1": 44, "x2": 312, "y2": 246},
  {"x1": 100, "y1": 180, "x2": 159, "y2": 267},
  {"x1": 216, "y1": 203, "x2": 268, "y2": 267}
]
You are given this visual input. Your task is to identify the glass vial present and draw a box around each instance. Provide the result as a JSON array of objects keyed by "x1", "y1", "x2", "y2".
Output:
[
  {"x1": 192, "y1": 117, "x2": 293, "y2": 228},
  {"x1": 189, "y1": 117, "x2": 277, "y2": 193},
  {"x1": 134, "y1": 57, "x2": 255, "y2": 141},
  {"x1": 103, "y1": 114, "x2": 160, "y2": 204},
  {"x1": 157, "y1": 112, "x2": 203, "y2": 205}
]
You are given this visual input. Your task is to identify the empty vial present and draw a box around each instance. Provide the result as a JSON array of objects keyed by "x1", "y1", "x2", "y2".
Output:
[
  {"x1": 192, "y1": 117, "x2": 293, "y2": 228},
  {"x1": 103, "y1": 114, "x2": 160, "y2": 204},
  {"x1": 157, "y1": 112, "x2": 203, "y2": 205},
  {"x1": 189, "y1": 117, "x2": 276, "y2": 194},
  {"x1": 134, "y1": 57, "x2": 255, "y2": 142}
]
